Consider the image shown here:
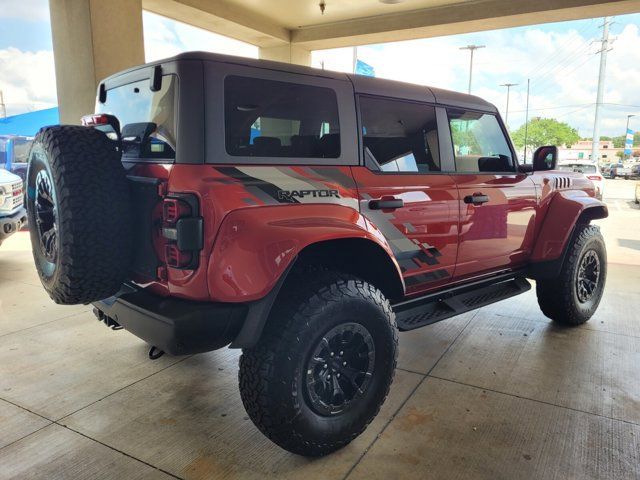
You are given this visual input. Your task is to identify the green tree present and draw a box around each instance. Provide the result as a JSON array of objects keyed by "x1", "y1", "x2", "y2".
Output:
[
  {"x1": 587, "y1": 132, "x2": 640, "y2": 148},
  {"x1": 511, "y1": 117, "x2": 580, "y2": 150}
]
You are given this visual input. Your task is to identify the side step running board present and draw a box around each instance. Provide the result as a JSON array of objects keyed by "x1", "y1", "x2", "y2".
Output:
[{"x1": 393, "y1": 275, "x2": 531, "y2": 331}]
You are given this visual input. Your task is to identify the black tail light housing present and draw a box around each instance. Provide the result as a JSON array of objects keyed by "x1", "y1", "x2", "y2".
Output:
[{"x1": 161, "y1": 193, "x2": 203, "y2": 269}]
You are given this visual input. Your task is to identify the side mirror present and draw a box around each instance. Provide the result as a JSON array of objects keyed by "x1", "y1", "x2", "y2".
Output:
[{"x1": 532, "y1": 145, "x2": 558, "y2": 171}]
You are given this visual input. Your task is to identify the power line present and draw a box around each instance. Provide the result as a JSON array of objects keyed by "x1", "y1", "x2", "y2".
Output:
[
  {"x1": 524, "y1": 20, "x2": 598, "y2": 81},
  {"x1": 509, "y1": 102, "x2": 593, "y2": 114},
  {"x1": 528, "y1": 37, "x2": 594, "y2": 85},
  {"x1": 524, "y1": 19, "x2": 597, "y2": 78},
  {"x1": 529, "y1": 54, "x2": 597, "y2": 96},
  {"x1": 555, "y1": 104, "x2": 596, "y2": 119}
]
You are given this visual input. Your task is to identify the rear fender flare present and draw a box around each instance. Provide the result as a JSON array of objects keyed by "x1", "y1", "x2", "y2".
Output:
[{"x1": 207, "y1": 203, "x2": 404, "y2": 303}]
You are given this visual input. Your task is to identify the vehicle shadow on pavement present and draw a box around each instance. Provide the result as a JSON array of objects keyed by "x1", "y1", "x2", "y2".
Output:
[{"x1": 618, "y1": 239, "x2": 640, "y2": 251}]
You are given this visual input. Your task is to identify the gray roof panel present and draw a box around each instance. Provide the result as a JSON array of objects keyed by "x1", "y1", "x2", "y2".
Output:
[
  {"x1": 348, "y1": 74, "x2": 436, "y2": 103},
  {"x1": 102, "y1": 51, "x2": 498, "y2": 113}
]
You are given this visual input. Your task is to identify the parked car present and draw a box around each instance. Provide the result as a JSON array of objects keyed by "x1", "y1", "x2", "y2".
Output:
[
  {"x1": 609, "y1": 162, "x2": 632, "y2": 179},
  {"x1": 635, "y1": 182, "x2": 640, "y2": 204},
  {"x1": 0, "y1": 168, "x2": 27, "y2": 247},
  {"x1": 558, "y1": 161, "x2": 605, "y2": 199},
  {"x1": 631, "y1": 163, "x2": 640, "y2": 179},
  {"x1": 0, "y1": 135, "x2": 32, "y2": 183},
  {"x1": 25, "y1": 52, "x2": 608, "y2": 457}
]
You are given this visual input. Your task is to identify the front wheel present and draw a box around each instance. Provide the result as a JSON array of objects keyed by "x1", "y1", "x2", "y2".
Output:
[
  {"x1": 536, "y1": 224, "x2": 606, "y2": 326},
  {"x1": 238, "y1": 269, "x2": 398, "y2": 456}
]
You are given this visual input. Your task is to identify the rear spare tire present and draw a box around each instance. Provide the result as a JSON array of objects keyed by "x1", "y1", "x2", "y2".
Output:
[{"x1": 27, "y1": 126, "x2": 132, "y2": 304}]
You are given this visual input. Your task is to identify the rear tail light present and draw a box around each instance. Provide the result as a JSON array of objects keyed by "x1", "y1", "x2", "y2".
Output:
[
  {"x1": 162, "y1": 198, "x2": 192, "y2": 224},
  {"x1": 160, "y1": 194, "x2": 203, "y2": 270},
  {"x1": 81, "y1": 114, "x2": 110, "y2": 126},
  {"x1": 164, "y1": 244, "x2": 193, "y2": 268}
]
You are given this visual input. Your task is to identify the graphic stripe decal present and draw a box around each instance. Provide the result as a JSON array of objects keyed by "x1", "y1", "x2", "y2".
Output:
[
  {"x1": 404, "y1": 269, "x2": 449, "y2": 287},
  {"x1": 215, "y1": 167, "x2": 298, "y2": 204},
  {"x1": 306, "y1": 167, "x2": 356, "y2": 190}
]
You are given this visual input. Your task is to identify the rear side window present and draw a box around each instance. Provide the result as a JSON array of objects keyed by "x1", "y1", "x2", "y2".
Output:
[
  {"x1": 224, "y1": 76, "x2": 340, "y2": 158},
  {"x1": 359, "y1": 96, "x2": 440, "y2": 173},
  {"x1": 97, "y1": 75, "x2": 177, "y2": 160},
  {"x1": 448, "y1": 109, "x2": 514, "y2": 173}
]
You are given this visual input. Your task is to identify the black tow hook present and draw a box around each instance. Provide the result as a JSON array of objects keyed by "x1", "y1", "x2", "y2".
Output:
[{"x1": 148, "y1": 346, "x2": 165, "y2": 360}]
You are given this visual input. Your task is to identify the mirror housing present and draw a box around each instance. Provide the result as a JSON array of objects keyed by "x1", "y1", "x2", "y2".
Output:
[{"x1": 532, "y1": 145, "x2": 558, "y2": 171}]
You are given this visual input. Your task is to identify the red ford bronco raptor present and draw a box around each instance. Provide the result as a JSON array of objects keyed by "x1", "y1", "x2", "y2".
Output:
[{"x1": 27, "y1": 52, "x2": 607, "y2": 457}]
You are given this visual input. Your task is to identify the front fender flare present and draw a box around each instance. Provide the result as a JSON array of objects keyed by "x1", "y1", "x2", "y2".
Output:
[{"x1": 530, "y1": 190, "x2": 607, "y2": 266}]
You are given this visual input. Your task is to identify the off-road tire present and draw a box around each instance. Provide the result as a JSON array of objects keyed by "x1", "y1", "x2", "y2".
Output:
[
  {"x1": 536, "y1": 224, "x2": 606, "y2": 325},
  {"x1": 27, "y1": 126, "x2": 132, "y2": 304},
  {"x1": 238, "y1": 269, "x2": 398, "y2": 457}
]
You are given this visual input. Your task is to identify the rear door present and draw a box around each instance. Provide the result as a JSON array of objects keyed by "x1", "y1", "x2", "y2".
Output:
[
  {"x1": 352, "y1": 95, "x2": 459, "y2": 295},
  {"x1": 444, "y1": 108, "x2": 537, "y2": 279}
]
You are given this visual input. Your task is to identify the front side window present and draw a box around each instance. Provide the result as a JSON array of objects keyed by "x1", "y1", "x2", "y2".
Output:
[
  {"x1": 448, "y1": 110, "x2": 514, "y2": 173},
  {"x1": 225, "y1": 76, "x2": 340, "y2": 158},
  {"x1": 360, "y1": 96, "x2": 440, "y2": 173}
]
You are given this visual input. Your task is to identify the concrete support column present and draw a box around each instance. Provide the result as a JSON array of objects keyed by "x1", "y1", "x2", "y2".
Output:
[
  {"x1": 49, "y1": 0, "x2": 145, "y2": 124},
  {"x1": 259, "y1": 45, "x2": 311, "y2": 66}
]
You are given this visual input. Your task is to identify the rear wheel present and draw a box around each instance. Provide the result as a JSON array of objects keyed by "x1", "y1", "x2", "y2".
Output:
[
  {"x1": 27, "y1": 126, "x2": 132, "y2": 304},
  {"x1": 238, "y1": 269, "x2": 398, "y2": 456},
  {"x1": 536, "y1": 224, "x2": 606, "y2": 326}
]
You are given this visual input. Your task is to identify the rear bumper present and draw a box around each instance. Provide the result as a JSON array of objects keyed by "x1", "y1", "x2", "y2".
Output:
[
  {"x1": 0, "y1": 207, "x2": 27, "y2": 240},
  {"x1": 93, "y1": 284, "x2": 248, "y2": 355}
]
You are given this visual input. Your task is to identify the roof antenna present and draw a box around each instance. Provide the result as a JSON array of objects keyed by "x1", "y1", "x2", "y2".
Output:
[{"x1": 319, "y1": 0, "x2": 326, "y2": 14}]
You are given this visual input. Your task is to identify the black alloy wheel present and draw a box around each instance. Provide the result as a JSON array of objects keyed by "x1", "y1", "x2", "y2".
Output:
[
  {"x1": 576, "y1": 249, "x2": 600, "y2": 303},
  {"x1": 305, "y1": 322, "x2": 375, "y2": 416},
  {"x1": 33, "y1": 168, "x2": 58, "y2": 263}
]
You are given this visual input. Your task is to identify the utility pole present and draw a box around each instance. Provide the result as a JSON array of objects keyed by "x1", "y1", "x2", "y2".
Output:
[
  {"x1": 624, "y1": 114, "x2": 635, "y2": 160},
  {"x1": 460, "y1": 45, "x2": 485, "y2": 94},
  {"x1": 591, "y1": 17, "x2": 612, "y2": 164},
  {"x1": 500, "y1": 83, "x2": 518, "y2": 127}
]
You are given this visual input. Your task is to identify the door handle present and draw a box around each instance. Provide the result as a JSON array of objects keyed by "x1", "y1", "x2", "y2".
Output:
[
  {"x1": 369, "y1": 198, "x2": 404, "y2": 210},
  {"x1": 464, "y1": 194, "x2": 489, "y2": 205}
]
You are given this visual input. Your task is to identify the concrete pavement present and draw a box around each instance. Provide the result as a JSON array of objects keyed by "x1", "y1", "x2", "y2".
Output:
[{"x1": 1, "y1": 179, "x2": 639, "y2": 479}]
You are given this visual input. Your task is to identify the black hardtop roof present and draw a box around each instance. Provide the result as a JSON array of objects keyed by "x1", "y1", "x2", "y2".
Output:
[{"x1": 106, "y1": 50, "x2": 497, "y2": 113}]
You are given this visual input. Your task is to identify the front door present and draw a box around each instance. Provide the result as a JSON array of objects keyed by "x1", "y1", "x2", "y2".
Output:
[
  {"x1": 445, "y1": 108, "x2": 537, "y2": 279},
  {"x1": 353, "y1": 95, "x2": 459, "y2": 295}
]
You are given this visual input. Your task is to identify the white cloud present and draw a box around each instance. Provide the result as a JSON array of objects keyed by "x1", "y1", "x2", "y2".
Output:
[
  {"x1": 0, "y1": 47, "x2": 57, "y2": 116},
  {"x1": 0, "y1": 0, "x2": 50, "y2": 21},
  {"x1": 3, "y1": 9, "x2": 639, "y2": 139},
  {"x1": 313, "y1": 20, "x2": 640, "y2": 137}
]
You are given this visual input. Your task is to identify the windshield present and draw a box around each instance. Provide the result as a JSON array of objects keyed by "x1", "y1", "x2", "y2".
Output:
[
  {"x1": 97, "y1": 74, "x2": 177, "y2": 160},
  {"x1": 0, "y1": 136, "x2": 32, "y2": 165},
  {"x1": 558, "y1": 164, "x2": 596, "y2": 174}
]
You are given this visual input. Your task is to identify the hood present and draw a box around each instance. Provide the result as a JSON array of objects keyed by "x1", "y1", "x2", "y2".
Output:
[{"x1": 0, "y1": 168, "x2": 22, "y2": 184}]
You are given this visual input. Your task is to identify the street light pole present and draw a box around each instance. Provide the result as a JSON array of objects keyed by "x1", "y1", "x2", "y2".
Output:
[
  {"x1": 500, "y1": 83, "x2": 518, "y2": 127},
  {"x1": 624, "y1": 114, "x2": 635, "y2": 160},
  {"x1": 460, "y1": 45, "x2": 485, "y2": 94}
]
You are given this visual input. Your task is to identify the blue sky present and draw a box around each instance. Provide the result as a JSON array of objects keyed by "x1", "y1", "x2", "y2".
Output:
[{"x1": 2, "y1": 1, "x2": 640, "y2": 138}]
